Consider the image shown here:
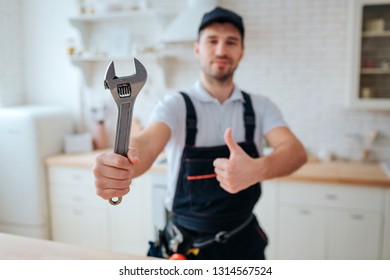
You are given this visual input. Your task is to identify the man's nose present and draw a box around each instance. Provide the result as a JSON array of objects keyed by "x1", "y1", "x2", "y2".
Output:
[{"x1": 215, "y1": 42, "x2": 228, "y2": 56}]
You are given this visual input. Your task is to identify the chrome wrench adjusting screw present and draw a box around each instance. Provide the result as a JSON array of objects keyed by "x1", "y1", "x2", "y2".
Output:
[{"x1": 104, "y1": 58, "x2": 147, "y2": 205}]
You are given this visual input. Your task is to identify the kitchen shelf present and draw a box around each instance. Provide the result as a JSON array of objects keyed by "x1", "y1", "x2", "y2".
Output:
[
  {"x1": 70, "y1": 52, "x2": 160, "y2": 63},
  {"x1": 347, "y1": 0, "x2": 390, "y2": 110},
  {"x1": 68, "y1": 7, "x2": 163, "y2": 86},
  {"x1": 362, "y1": 31, "x2": 390, "y2": 37},
  {"x1": 361, "y1": 68, "x2": 390, "y2": 74},
  {"x1": 67, "y1": 6, "x2": 167, "y2": 131},
  {"x1": 69, "y1": 10, "x2": 158, "y2": 24}
]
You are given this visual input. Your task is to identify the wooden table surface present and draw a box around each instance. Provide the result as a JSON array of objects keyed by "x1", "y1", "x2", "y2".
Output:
[{"x1": 0, "y1": 233, "x2": 154, "y2": 260}]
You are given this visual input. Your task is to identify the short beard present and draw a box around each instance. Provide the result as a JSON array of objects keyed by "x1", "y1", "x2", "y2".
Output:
[
  {"x1": 213, "y1": 73, "x2": 233, "y2": 83},
  {"x1": 206, "y1": 67, "x2": 235, "y2": 83}
]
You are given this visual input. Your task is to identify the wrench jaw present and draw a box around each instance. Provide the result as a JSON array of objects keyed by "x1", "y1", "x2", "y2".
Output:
[
  {"x1": 104, "y1": 58, "x2": 147, "y2": 100},
  {"x1": 130, "y1": 58, "x2": 147, "y2": 93},
  {"x1": 104, "y1": 61, "x2": 117, "y2": 89}
]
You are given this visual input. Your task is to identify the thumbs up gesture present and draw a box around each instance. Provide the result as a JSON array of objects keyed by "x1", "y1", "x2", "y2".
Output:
[{"x1": 213, "y1": 128, "x2": 260, "y2": 194}]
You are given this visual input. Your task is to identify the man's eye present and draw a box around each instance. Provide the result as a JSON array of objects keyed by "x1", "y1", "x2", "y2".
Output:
[{"x1": 227, "y1": 40, "x2": 239, "y2": 46}]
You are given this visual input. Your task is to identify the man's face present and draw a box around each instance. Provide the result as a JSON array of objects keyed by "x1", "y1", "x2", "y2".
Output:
[{"x1": 195, "y1": 22, "x2": 244, "y2": 82}]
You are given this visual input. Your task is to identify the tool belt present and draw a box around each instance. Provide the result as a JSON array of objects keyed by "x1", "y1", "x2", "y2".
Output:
[
  {"x1": 192, "y1": 214, "x2": 254, "y2": 248},
  {"x1": 147, "y1": 215, "x2": 254, "y2": 258},
  {"x1": 147, "y1": 219, "x2": 193, "y2": 259}
]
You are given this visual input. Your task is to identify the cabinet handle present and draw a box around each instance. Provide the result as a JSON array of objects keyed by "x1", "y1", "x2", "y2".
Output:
[
  {"x1": 71, "y1": 174, "x2": 83, "y2": 180},
  {"x1": 73, "y1": 196, "x2": 83, "y2": 202},
  {"x1": 73, "y1": 209, "x2": 84, "y2": 216},
  {"x1": 299, "y1": 209, "x2": 311, "y2": 215},
  {"x1": 325, "y1": 194, "x2": 337, "y2": 200},
  {"x1": 351, "y1": 214, "x2": 364, "y2": 220}
]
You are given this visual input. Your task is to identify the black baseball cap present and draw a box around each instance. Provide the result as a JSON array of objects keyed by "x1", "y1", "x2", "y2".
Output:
[{"x1": 198, "y1": 6, "x2": 244, "y2": 38}]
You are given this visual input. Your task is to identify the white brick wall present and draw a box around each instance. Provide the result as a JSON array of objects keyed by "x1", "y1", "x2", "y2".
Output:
[
  {"x1": 0, "y1": 0, "x2": 24, "y2": 106},
  {"x1": 13, "y1": 0, "x2": 390, "y2": 162},
  {"x1": 151, "y1": 0, "x2": 390, "y2": 162}
]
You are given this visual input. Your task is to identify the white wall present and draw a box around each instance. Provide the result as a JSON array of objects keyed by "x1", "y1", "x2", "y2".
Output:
[
  {"x1": 21, "y1": 0, "x2": 81, "y2": 129},
  {"x1": 223, "y1": 0, "x2": 390, "y2": 161},
  {"x1": 0, "y1": 0, "x2": 24, "y2": 106},
  {"x1": 16, "y1": 0, "x2": 390, "y2": 161}
]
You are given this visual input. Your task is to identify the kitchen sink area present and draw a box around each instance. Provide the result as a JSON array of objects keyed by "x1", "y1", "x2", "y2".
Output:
[{"x1": 381, "y1": 161, "x2": 390, "y2": 178}]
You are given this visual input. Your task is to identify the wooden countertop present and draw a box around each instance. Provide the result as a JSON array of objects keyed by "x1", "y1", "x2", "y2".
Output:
[
  {"x1": 45, "y1": 151, "x2": 390, "y2": 187},
  {"x1": 44, "y1": 150, "x2": 107, "y2": 169},
  {"x1": 281, "y1": 160, "x2": 390, "y2": 187},
  {"x1": 0, "y1": 233, "x2": 154, "y2": 260}
]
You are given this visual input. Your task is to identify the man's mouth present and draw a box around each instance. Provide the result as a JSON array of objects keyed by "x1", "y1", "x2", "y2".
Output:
[{"x1": 213, "y1": 58, "x2": 230, "y2": 67}]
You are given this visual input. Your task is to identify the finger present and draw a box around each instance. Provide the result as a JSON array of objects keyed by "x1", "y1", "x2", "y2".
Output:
[
  {"x1": 94, "y1": 164, "x2": 132, "y2": 180},
  {"x1": 93, "y1": 153, "x2": 133, "y2": 180},
  {"x1": 213, "y1": 158, "x2": 229, "y2": 170},
  {"x1": 95, "y1": 176, "x2": 131, "y2": 198},
  {"x1": 96, "y1": 152, "x2": 132, "y2": 170},
  {"x1": 127, "y1": 147, "x2": 140, "y2": 164},
  {"x1": 224, "y1": 128, "x2": 241, "y2": 155},
  {"x1": 95, "y1": 175, "x2": 132, "y2": 190},
  {"x1": 96, "y1": 185, "x2": 131, "y2": 200}
]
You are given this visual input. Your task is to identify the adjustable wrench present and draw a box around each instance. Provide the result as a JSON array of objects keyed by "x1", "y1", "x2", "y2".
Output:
[{"x1": 104, "y1": 58, "x2": 147, "y2": 205}]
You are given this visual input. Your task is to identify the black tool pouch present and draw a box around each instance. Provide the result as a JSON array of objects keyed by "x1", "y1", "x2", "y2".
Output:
[
  {"x1": 161, "y1": 219, "x2": 194, "y2": 257},
  {"x1": 147, "y1": 219, "x2": 194, "y2": 258}
]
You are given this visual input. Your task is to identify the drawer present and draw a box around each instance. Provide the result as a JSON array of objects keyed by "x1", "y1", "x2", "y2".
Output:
[
  {"x1": 48, "y1": 167, "x2": 94, "y2": 186},
  {"x1": 50, "y1": 205, "x2": 109, "y2": 250},
  {"x1": 49, "y1": 184, "x2": 103, "y2": 208},
  {"x1": 279, "y1": 181, "x2": 384, "y2": 211}
]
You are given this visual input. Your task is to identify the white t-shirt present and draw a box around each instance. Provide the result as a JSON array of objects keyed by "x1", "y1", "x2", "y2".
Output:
[{"x1": 148, "y1": 81, "x2": 287, "y2": 211}]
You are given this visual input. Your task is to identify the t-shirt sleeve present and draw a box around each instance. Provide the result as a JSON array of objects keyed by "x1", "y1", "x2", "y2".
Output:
[
  {"x1": 257, "y1": 95, "x2": 288, "y2": 135},
  {"x1": 148, "y1": 93, "x2": 184, "y2": 136}
]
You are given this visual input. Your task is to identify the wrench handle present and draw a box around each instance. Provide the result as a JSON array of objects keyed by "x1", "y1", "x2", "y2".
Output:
[
  {"x1": 109, "y1": 99, "x2": 135, "y2": 206},
  {"x1": 114, "y1": 101, "x2": 135, "y2": 156}
]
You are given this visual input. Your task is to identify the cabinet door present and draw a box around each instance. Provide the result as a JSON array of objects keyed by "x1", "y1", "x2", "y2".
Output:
[
  {"x1": 253, "y1": 180, "x2": 278, "y2": 259},
  {"x1": 277, "y1": 206, "x2": 327, "y2": 259},
  {"x1": 328, "y1": 210, "x2": 382, "y2": 259},
  {"x1": 347, "y1": 0, "x2": 390, "y2": 109},
  {"x1": 383, "y1": 189, "x2": 390, "y2": 259},
  {"x1": 109, "y1": 175, "x2": 154, "y2": 256},
  {"x1": 51, "y1": 205, "x2": 109, "y2": 250},
  {"x1": 48, "y1": 167, "x2": 110, "y2": 250}
]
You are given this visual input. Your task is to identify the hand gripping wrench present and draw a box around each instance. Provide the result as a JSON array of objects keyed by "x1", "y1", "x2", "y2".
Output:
[{"x1": 104, "y1": 58, "x2": 147, "y2": 205}]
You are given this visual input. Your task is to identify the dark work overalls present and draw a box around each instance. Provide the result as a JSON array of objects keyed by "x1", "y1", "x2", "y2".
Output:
[{"x1": 171, "y1": 91, "x2": 268, "y2": 260}]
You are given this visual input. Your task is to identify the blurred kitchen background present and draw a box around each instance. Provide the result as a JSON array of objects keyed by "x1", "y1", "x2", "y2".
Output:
[{"x1": 1, "y1": 0, "x2": 390, "y2": 259}]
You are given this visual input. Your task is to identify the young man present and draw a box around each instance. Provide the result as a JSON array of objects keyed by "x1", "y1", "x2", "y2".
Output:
[{"x1": 93, "y1": 7, "x2": 307, "y2": 259}]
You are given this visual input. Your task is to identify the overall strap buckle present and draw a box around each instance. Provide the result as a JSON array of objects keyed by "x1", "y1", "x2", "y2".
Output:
[{"x1": 215, "y1": 231, "x2": 228, "y2": 243}]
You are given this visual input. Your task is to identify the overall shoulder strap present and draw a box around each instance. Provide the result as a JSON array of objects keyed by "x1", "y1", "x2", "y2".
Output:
[
  {"x1": 241, "y1": 91, "x2": 256, "y2": 142},
  {"x1": 179, "y1": 92, "x2": 197, "y2": 146}
]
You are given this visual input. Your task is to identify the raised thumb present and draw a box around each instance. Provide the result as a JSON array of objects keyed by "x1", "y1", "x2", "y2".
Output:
[{"x1": 224, "y1": 128, "x2": 242, "y2": 156}]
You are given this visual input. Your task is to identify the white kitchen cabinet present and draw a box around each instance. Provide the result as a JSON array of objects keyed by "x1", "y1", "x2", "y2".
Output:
[
  {"x1": 276, "y1": 181, "x2": 385, "y2": 259},
  {"x1": 47, "y1": 166, "x2": 154, "y2": 256},
  {"x1": 277, "y1": 205, "x2": 327, "y2": 259},
  {"x1": 384, "y1": 189, "x2": 390, "y2": 259},
  {"x1": 108, "y1": 174, "x2": 154, "y2": 256},
  {"x1": 328, "y1": 210, "x2": 382, "y2": 259},
  {"x1": 48, "y1": 167, "x2": 110, "y2": 250},
  {"x1": 50, "y1": 204, "x2": 110, "y2": 250},
  {"x1": 150, "y1": 171, "x2": 168, "y2": 230},
  {"x1": 253, "y1": 180, "x2": 278, "y2": 260},
  {"x1": 347, "y1": 0, "x2": 390, "y2": 110}
]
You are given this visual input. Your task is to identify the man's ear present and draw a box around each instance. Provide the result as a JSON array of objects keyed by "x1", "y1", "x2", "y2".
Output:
[
  {"x1": 194, "y1": 42, "x2": 200, "y2": 58},
  {"x1": 239, "y1": 46, "x2": 245, "y2": 60}
]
